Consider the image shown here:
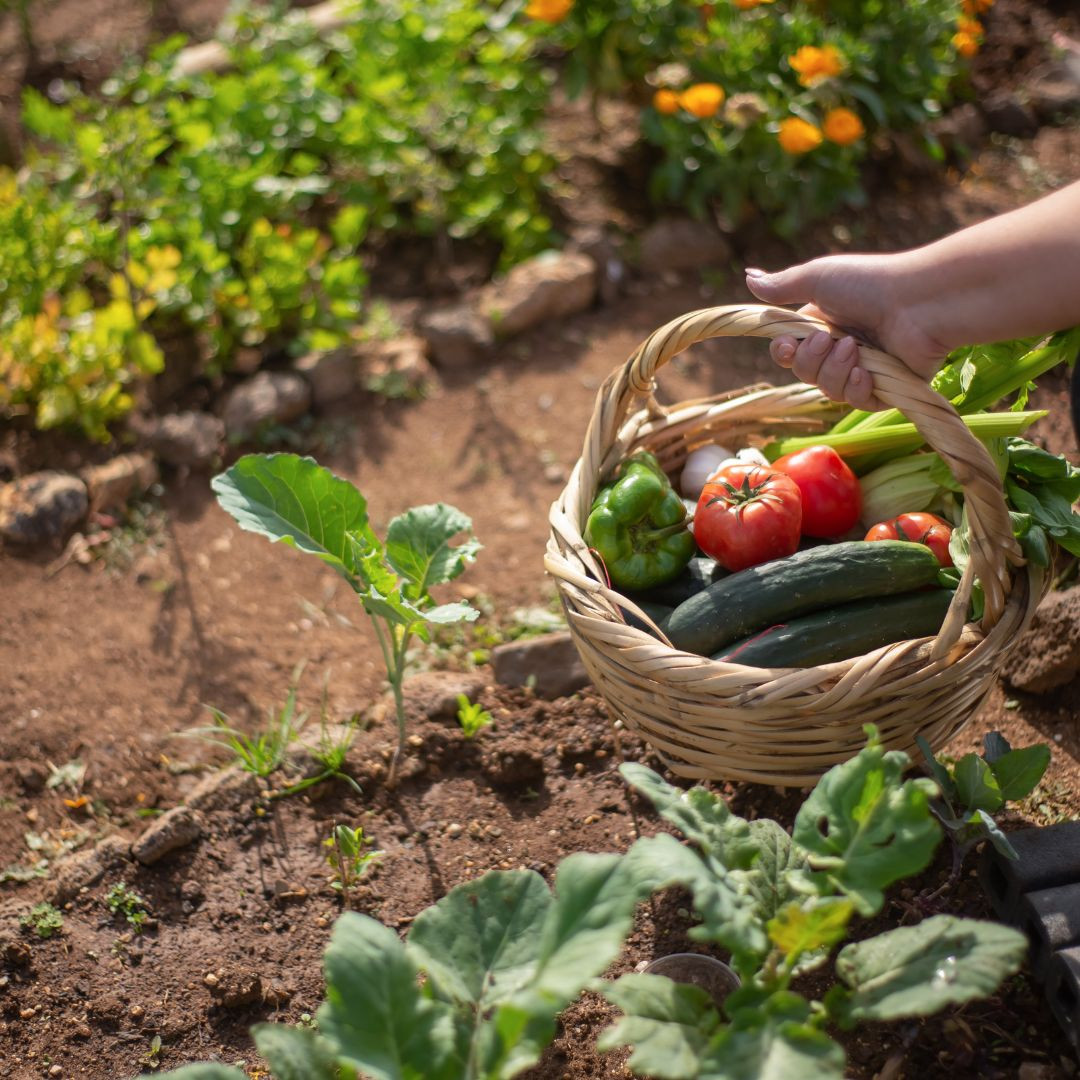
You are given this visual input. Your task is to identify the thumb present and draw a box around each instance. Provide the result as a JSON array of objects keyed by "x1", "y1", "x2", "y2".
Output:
[{"x1": 745, "y1": 263, "x2": 824, "y2": 306}]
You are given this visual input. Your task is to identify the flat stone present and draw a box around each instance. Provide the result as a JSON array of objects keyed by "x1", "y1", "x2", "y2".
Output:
[
  {"x1": 418, "y1": 303, "x2": 494, "y2": 369},
  {"x1": 131, "y1": 805, "x2": 203, "y2": 866},
  {"x1": 479, "y1": 251, "x2": 597, "y2": 338},
  {"x1": 979, "y1": 820, "x2": 1080, "y2": 922},
  {"x1": 80, "y1": 453, "x2": 158, "y2": 513},
  {"x1": 1018, "y1": 882, "x2": 1080, "y2": 979},
  {"x1": 1044, "y1": 945, "x2": 1080, "y2": 1050},
  {"x1": 223, "y1": 371, "x2": 312, "y2": 441},
  {"x1": 49, "y1": 835, "x2": 132, "y2": 905},
  {"x1": 292, "y1": 347, "x2": 360, "y2": 407},
  {"x1": 1002, "y1": 589, "x2": 1080, "y2": 694},
  {"x1": 491, "y1": 631, "x2": 590, "y2": 700},
  {"x1": 396, "y1": 670, "x2": 488, "y2": 725},
  {"x1": 637, "y1": 217, "x2": 732, "y2": 274},
  {"x1": 0, "y1": 471, "x2": 88, "y2": 545},
  {"x1": 183, "y1": 767, "x2": 260, "y2": 813},
  {"x1": 142, "y1": 411, "x2": 224, "y2": 468}
]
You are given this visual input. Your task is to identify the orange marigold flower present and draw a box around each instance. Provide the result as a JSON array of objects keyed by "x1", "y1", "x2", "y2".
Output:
[
  {"x1": 653, "y1": 89, "x2": 680, "y2": 115},
  {"x1": 823, "y1": 107, "x2": 865, "y2": 146},
  {"x1": 525, "y1": 0, "x2": 573, "y2": 24},
  {"x1": 952, "y1": 30, "x2": 979, "y2": 57},
  {"x1": 734, "y1": 0, "x2": 775, "y2": 9},
  {"x1": 788, "y1": 44, "x2": 845, "y2": 88},
  {"x1": 778, "y1": 116, "x2": 823, "y2": 154},
  {"x1": 962, "y1": 0, "x2": 993, "y2": 12},
  {"x1": 679, "y1": 83, "x2": 726, "y2": 119},
  {"x1": 956, "y1": 15, "x2": 982, "y2": 35}
]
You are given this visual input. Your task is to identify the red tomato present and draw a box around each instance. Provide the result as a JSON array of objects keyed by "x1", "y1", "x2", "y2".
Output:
[
  {"x1": 772, "y1": 445, "x2": 862, "y2": 538},
  {"x1": 865, "y1": 512, "x2": 954, "y2": 567},
  {"x1": 695, "y1": 464, "x2": 802, "y2": 571}
]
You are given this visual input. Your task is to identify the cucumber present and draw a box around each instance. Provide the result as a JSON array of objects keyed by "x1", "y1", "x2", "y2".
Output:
[
  {"x1": 621, "y1": 599, "x2": 674, "y2": 637},
  {"x1": 661, "y1": 540, "x2": 942, "y2": 656},
  {"x1": 712, "y1": 588, "x2": 955, "y2": 668},
  {"x1": 628, "y1": 556, "x2": 728, "y2": 607}
]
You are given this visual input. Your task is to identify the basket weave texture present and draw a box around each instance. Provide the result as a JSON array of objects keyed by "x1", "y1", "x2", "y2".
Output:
[{"x1": 545, "y1": 305, "x2": 1045, "y2": 786}]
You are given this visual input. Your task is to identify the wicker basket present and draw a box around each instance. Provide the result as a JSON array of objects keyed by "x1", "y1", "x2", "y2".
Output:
[{"x1": 545, "y1": 305, "x2": 1045, "y2": 787}]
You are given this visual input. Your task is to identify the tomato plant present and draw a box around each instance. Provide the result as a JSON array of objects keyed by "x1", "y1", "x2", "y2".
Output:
[
  {"x1": 773, "y1": 444, "x2": 862, "y2": 538},
  {"x1": 865, "y1": 511, "x2": 954, "y2": 567},
  {"x1": 695, "y1": 464, "x2": 802, "y2": 571}
]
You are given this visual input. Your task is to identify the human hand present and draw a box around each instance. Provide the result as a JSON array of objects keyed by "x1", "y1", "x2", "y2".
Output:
[{"x1": 745, "y1": 253, "x2": 950, "y2": 410}]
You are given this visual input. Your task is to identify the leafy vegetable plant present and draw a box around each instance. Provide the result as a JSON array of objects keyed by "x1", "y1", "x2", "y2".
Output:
[
  {"x1": 918, "y1": 731, "x2": 1051, "y2": 882},
  {"x1": 324, "y1": 825, "x2": 383, "y2": 910},
  {"x1": 19, "y1": 902, "x2": 64, "y2": 939},
  {"x1": 151, "y1": 852, "x2": 648, "y2": 1080},
  {"x1": 456, "y1": 693, "x2": 494, "y2": 739},
  {"x1": 601, "y1": 728, "x2": 1028, "y2": 1079},
  {"x1": 106, "y1": 881, "x2": 151, "y2": 934},
  {"x1": 212, "y1": 453, "x2": 481, "y2": 784}
]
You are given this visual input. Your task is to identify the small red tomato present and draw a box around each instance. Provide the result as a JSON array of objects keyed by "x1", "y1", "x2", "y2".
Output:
[
  {"x1": 772, "y1": 445, "x2": 862, "y2": 538},
  {"x1": 695, "y1": 464, "x2": 803, "y2": 571},
  {"x1": 865, "y1": 512, "x2": 954, "y2": 567}
]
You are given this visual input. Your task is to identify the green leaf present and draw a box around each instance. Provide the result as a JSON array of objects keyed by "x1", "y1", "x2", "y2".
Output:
[
  {"x1": 385, "y1": 503, "x2": 481, "y2": 599},
  {"x1": 988, "y1": 744, "x2": 1051, "y2": 803},
  {"x1": 150, "y1": 1069, "x2": 247, "y2": 1080},
  {"x1": 792, "y1": 737, "x2": 941, "y2": 916},
  {"x1": 599, "y1": 973, "x2": 721, "y2": 1079},
  {"x1": 733, "y1": 820, "x2": 808, "y2": 924},
  {"x1": 766, "y1": 898, "x2": 854, "y2": 964},
  {"x1": 982, "y1": 731, "x2": 1012, "y2": 765},
  {"x1": 953, "y1": 753, "x2": 1004, "y2": 814},
  {"x1": 212, "y1": 454, "x2": 373, "y2": 585},
  {"x1": 915, "y1": 735, "x2": 957, "y2": 805},
  {"x1": 972, "y1": 809, "x2": 1019, "y2": 860},
  {"x1": 361, "y1": 585, "x2": 428, "y2": 631},
  {"x1": 253, "y1": 1024, "x2": 338, "y2": 1080},
  {"x1": 834, "y1": 915, "x2": 1028, "y2": 1022},
  {"x1": 406, "y1": 870, "x2": 550, "y2": 1008},
  {"x1": 424, "y1": 601, "x2": 481, "y2": 625},
  {"x1": 317, "y1": 912, "x2": 464, "y2": 1080}
]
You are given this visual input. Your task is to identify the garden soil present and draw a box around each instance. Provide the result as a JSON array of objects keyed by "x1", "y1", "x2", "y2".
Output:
[{"x1": 3, "y1": 1, "x2": 1080, "y2": 1078}]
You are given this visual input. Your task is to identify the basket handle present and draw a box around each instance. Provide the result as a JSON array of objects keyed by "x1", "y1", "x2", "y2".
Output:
[{"x1": 584, "y1": 303, "x2": 1022, "y2": 653}]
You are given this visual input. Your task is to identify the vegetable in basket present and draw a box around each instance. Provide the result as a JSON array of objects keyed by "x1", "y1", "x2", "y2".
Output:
[
  {"x1": 584, "y1": 451, "x2": 696, "y2": 590},
  {"x1": 772, "y1": 443, "x2": 861, "y2": 537},
  {"x1": 865, "y1": 511, "x2": 953, "y2": 568}
]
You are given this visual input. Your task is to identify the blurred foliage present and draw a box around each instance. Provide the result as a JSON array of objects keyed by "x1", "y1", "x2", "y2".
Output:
[{"x1": 1, "y1": 0, "x2": 554, "y2": 439}]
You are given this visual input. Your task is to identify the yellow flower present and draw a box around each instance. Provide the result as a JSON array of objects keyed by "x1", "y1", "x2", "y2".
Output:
[
  {"x1": 956, "y1": 15, "x2": 983, "y2": 35},
  {"x1": 734, "y1": 0, "x2": 775, "y2": 8},
  {"x1": 822, "y1": 107, "x2": 864, "y2": 146},
  {"x1": 679, "y1": 82, "x2": 726, "y2": 119},
  {"x1": 653, "y1": 89, "x2": 681, "y2": 116},
  {"x1": 778, "y1": 116, "x2": 823, "y2": 154},
  {"x1": 788, "y1": 44, "x2": 845, "y2": 88},
  {"x1": 952, "y1": 30, "x2": 979, "y2": 57},
  {"x1": 525, "y1": 0, "x2": 573, "y2": 23}
]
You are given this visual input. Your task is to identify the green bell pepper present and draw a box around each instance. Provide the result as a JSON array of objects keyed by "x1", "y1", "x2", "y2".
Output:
[{"x1": 585, "y1": 451, "x2": 696, "y2": 590}]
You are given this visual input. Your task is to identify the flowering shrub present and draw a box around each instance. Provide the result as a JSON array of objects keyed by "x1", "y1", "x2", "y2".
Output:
[{"x1": 544, "y1": 0, "x2": 981, "y2": 235}]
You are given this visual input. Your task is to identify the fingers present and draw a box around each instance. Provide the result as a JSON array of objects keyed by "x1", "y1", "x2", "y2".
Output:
[
  {"x1": 779, "y1": 331, "x2": 884, "y2": 411},
  {"x1": 789, "y1": 330, "x2": 836, "y2": 386},
  {"x1": 745, "y1": 263, "x2": 822, "y2": 305},
  {"x1": 769, "y1": 335, "x2": 798, "y2": 368},
  {"x1": 815, "y1": 335, "x2": 859, "y2": 402}
]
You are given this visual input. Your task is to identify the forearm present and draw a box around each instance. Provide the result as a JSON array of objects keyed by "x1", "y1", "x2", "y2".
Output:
[{"x1": 894, "y1": 179, "x2": 1080, "y2": 352}]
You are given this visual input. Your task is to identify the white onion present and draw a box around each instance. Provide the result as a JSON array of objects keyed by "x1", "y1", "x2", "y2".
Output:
[{"x1": 680, "y1": 443, "x2": 733, "y2": 499}]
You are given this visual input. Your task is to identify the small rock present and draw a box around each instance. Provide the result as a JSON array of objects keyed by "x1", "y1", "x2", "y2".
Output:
[
  {"x1": 981, "y1": 91, "x2": 1039, "y2": 138},
  {"x1": 183, "y1": 766, "x2": 259, "y2": 813},
  {"x1": 292, "y1": 347, "x2": 360, "y2": 407},
  {"x1": 142, "y1": 411, "x2": 224, "y2": 468},
  {"x1": 223, "y1": 371, "x2": 312, "y2": 442},
  {"x1": 491, "y1": 632, "x2": 590, "y2": 699},
  {"x1": 445, "y1": 822, "x2": 463, "y2": 838},
  {"x1": 80, "y1": 453, "x2": 158, "y2": 513},
  {"x1": 131, "y1": 806, "x2": 203, "y2": 866},
  {"x1": 1002, "y1": 588, "x2": 1080, "y2": 694},
  {"x1": 0, "y1": 471, "x2": 88, "y2": 545},
  {"x1": 207, "y1": 969, "x2": 262, "y2": 1009},
  {"x1": 418, "y1": 303, "x2": 494, "y2": 369},
  {"x1": 479, "y1": 251, "x2": 597, "y2": 339},
  {"x1": 362, "y1": 334, "x2": 434, "y2": 396},
  {"x1": 637, "y1": 217, "x2": 732, "y2": 274},
  {"x1": 49, "y1": 835, "x2": 131, "y2": 905},
  {"x1": 0, "y1": 932, "x2": 32, "y2": 968}
]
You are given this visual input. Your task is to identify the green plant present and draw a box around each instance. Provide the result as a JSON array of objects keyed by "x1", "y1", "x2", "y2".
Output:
[
  {"x1": 19, "y1": 902, "x2": 64, "y2": 939},
  {"x1": 918, "y1": 731, "x2": 1051, "y2": 885},
  {"x1": 106, "y1": 882, "x2": 151, "y2": 933},
  {"x1": 182, "y1": 663, "x2": 308, "y2": 778},
  {"x1": 601, "y1": 728, "x2": 1028, "y2": 1078},
  {"x1": 455, "y1": 693, "x2": 493, "y2": 739},
  {"x1": 141, "y1": 1034, "x2": 164, "y2": 1071},
  {"x1": 212, "y1": 453, "x2": 481, "y2": 784},
  {"x1": 324, "y1": 825, "x2": 383, "y2": 909}
]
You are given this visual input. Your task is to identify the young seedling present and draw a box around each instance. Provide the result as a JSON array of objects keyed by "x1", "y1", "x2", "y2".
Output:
[
  {"x1": 19, "y1": 902, "x2": 63, "y2": 939},
  {"x1": 917, "y1": 730, "x2": 1051, "y2": 890},
  {"x1": 213, "y1": 454, "x2": 480, "y2": 786},
  {"x1": 140, "y1": 1034, "x2": 163, "y2": 1071},
  {"x1": 106, "y1": 881, "x2": 150, "y2": 934},
  {"x1": 455, "y1": 693, "x2": 493, "y2": 739},
  {"x1": 181, "y1": 662, "x2": 309, "y2": 779},
  {"x1": 324, "y1": 825, "x2": 383, "y2": 909}
]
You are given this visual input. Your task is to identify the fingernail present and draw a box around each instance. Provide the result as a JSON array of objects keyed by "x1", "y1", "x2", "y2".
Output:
[
  {"x1": 745, "y1": 267, "x2": 767, "y2": 279},
  {"x1": 807, "y1": 331, "x2": 832, "y2": 355},
  {"x1": 776, "y1": 343, "x2": 795, "y2": 361}
]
